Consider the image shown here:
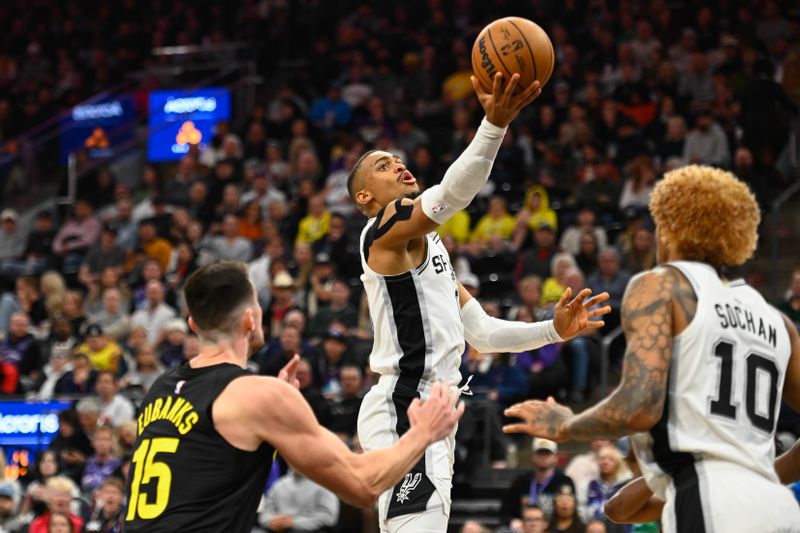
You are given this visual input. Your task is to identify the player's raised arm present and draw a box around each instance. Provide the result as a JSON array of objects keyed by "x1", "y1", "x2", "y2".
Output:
[
  {"x1": 457, "y1": 280, "x2": 610, "y2": 353},
  {"x1": 234, "y1": 377, "x2": 463, "y2": 508},
  {"x1": 348, "y1": 73, "x2": 541, "y2": 248}
]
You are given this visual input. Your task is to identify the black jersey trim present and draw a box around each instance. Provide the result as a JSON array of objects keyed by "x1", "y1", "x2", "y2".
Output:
[{"x1": 649, "y1": 342, "x2": 707, "y2": 532}]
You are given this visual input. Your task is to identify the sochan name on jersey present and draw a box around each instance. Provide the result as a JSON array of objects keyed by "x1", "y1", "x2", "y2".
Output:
[
  {"x1": 714, "y1": 303, "x2": 778, "y2": 348},
  {"x1": 137, "y1": 396, "x2": 199, "y2": 436}
]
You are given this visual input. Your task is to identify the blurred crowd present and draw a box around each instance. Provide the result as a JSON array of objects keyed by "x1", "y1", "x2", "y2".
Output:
[{"x1": 0, "y1": 0, "x2": 799, "y2": 532}]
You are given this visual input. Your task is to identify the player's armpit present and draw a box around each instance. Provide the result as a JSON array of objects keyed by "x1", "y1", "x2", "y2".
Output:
[
  {"x1": 561, "y1": 269, "x2": 676, "y2": 439},
  {"x1": 780, "y1": 313, "x2": 800, "y2": 414},
  {"x1": 367, "y1": 197, "x2": 438, "y2": 250},
  {"x1": 604, "y1": 477, "x2": 664, "y2": 524}
]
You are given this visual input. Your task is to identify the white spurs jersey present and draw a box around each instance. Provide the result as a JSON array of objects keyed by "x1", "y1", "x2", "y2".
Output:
[
  {"x1": 359, "y1": 217, "x2": 464, "y2": 386},
  {"x1": 631, "y1": 261, "x2": 791, "y2": 499}
]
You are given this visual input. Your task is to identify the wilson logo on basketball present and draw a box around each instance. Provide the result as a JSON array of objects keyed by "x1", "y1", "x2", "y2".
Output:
[
  {"x1": 477, "y1": 36, "x2": 497, "y2": 79},
  {"x1": 501, "y1": 40, "x2": 524, "y2": 56}
]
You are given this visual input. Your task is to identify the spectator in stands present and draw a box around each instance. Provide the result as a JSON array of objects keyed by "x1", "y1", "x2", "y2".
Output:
[
  {"x1": 129, "y1": 280, "x2": 175, "y2": 346},
  {"x1": 78, "y1": 225, "x2": 125, "y2": 289},
  {"x1": 95, "y1": 372, "x2": 134, "y2": 427},
  {"x1": 296, "y1": 357, "x2": 329, "y2": 426},
  {"x1": 514, "y1": 306, "x2": 567, "y2": 401},
  {"x1": 515, "y1": 225, "x2": 559, "y2": 283},
  {"x1": 307, "y1": 280, "x2": 358, "y2": 340},
  {"x1": 460, "y1": 521, "x2": 491, "y2": 533},
  {"x1": 584, "y1": 519, "x2": 608, "y2": 533},
  {"x1": 0, "y1": 275, "x2": 48, "y2": 336},
  {"x1": 295, "y1": 195, "x2": 331, "y2": 246},
  {"x1": 468, "y1": 196, "x2": 515, "y2": 256},
  {"x1": 258, "y1": 470, "x2": 339, "y2": 533},
  {"x1": 20, "y1": 450, "x2": 59, "y2": 521},
  {"x1": 542, "y1": 254, "x2": 579, "y2": 305},
  {"x1": 327, "y1": 365, "x2": 365, "y2": 442},
  {"x1": 513, "y1": 186, "x2": 558, "y2": 250},
  {"x1": 205, "y1": 213, "x2": 252, "y2": 263},
  {"x1": 575, "y1": 156, "x2": 622, "y2": 225},
  {"x1": 503, "y1": 438, "x2": 576, "y2": 521},
  {"x1": 308, "y1": 330, "x2": 359, "y2": 398},
  {"x1": 548, "y1": 489, "x2": 584, "y2": 533},
  {"x1": 779, "y1": 270, "x2": 800, "y2": 328},
  {"x1": 520, "y1": 505, "x2": 548, "y2": 533},
  {"x1": 0, "y1": 312, "x2": 42, "y2": 392},
  {"x1": 304, "y1": 252, "x2": 335, "y2": 316},
  {"x1": 559, "y1": 208, "x2": 608, "y2": 257},
  {"x1": 259, "y1": 324, "x2": 306, "y2": 377},
  {"x1": 618, "y1": 156, "x2": 656, "y2": 212},
  {"x1": 15, "y1": 210, "x2": 57, "y2": 277},
  {"x1": 38, "y1": 327, "x2": 74, "y2": 399},
  {"x1": 75, "y1": 398, "x2": 101, "y2": 440},
  {"x1": 621, "y1": 227, "x2": 656, "y2": 274},
  {"x1": 129, "y1": 259, "x2": 168, "y2": 311},
  {"x1": 136, "y1": 219, "x2": 172, "y2": 273},
  {"x1": 312, "y1": 214, "x2": 359, "y2": 282},
  {"x1": 309, "y1": 83, "x2": 352, "y2": 132},
  {"x1": 119, "y1": 345, "x2": 163, "y2": 395},
  {"x1": 80, "y1": 425, "x2": 121, "y2": 494},
  {"x1": 40, "y1": 271, "x2": 67, "y2": 322},
  {"x1": 52, "y1": 199, "x2": 101, "y2": 274},
  {"x1": 461, "y1": 345, "x2": 527, "y2": 409},
  {"x1": 54, "y1": 352, "x2": 97, "y2": 396},
  {"x1": 242, "y1": 168, "x2": 286, "y2": 217},
  {"x1": 105, "y1": 198, "x2": 137, "y2": 253},
  {"x1": 679, "y1": 52, "x2": 714, "y2": 109},
  {"x1": 509, "y1": 276, "x2": 551, "y2": 322},
  {"x1": 28, "y1": 476, "x2": 83, "y2": 533},
  {"x1": 574, "y1": 231, "x2": 600, "y2": 279},
  {"x1": 565, "y1": 440, "x2": 611, "y2": 525},
  {"x1": 683, "y1": 109, "x2": 731, "y2": 167},
  {"x1": 74, "y1": 324, "x2": 121, "y2": 374},
  {"x1": 237, "y1": 200, "x2": 263, "y2": 242},
  {"x1": 583, "y1": 445, "x2": 631, "y2": 531},
  {"x1": 83, "y1": 476, "x2": 124, "y2": 533},
  {"x1": 263, "y1": 271, "x2": 299, "y2": 338},
  {"x1": 89, "y1": 288, "x2": 130, "y2": 342},
  {"x1": 438, "y1": 209, "x2": 471, "y2": 247},
  {"x1": 658, "y1": 116, "x2": 687, "y2": 163},
  {"x1": 587, "y1": 249, "x2": 630, "y2": 332},
  {"x1": 157, "y1": 318, "x2": 188, "y2": 369},
  {"x1": 0, "y1": 208, "x2": 27, "y2": 278},
  {"x1": 48, "y1": 408, "x2": 92, "y2": 484}
]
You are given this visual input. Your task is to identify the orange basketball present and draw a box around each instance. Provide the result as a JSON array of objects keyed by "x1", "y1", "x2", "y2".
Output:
[{"x1": 471, "y1": 17, "x2": 555, "y2": 93}]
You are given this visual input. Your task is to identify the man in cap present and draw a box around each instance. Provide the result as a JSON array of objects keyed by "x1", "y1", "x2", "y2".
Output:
[{"x1": 502, "y1": 438, "x2": 576, "y2": 522}]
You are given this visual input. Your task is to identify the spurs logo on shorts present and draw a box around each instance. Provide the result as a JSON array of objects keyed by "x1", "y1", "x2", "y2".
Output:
[{"x1": 395, "y1": 473, "x2": 422, "y2": 503}]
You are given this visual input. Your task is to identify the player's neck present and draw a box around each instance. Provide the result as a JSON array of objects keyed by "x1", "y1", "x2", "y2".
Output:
[{"x1": 191, "y1": 338, "x2": 249, "y2": 369}]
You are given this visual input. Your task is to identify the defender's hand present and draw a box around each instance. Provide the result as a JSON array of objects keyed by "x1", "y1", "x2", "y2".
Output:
[
  {"x1": 407, "y1": 382, "x2": 465, "y2": 444},
  {"x1": 503, "y1": 396, "x2": 574, "y2": 441},
  {"x1": 553, "y1": 288, "x2": 612, "y2": 341},
  {"x1": 471, "y1": 72, "x2": 542, "y2": 128},
  {"x1": 277, "y1": 354, "x2": 300, "y2": 389}
]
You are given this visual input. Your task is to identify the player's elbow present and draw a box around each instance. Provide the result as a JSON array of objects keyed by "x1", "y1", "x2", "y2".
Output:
[{"x1": 626, "y1": 409, "x2": 660, "y2": 432}]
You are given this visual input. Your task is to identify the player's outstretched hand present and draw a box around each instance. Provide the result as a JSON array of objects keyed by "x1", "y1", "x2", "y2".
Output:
[
  {"x1": 471, "y1": 72, "x2": 542, "y2": 128},
  {"x1": 277, "y1": 353, "x2": 300, "y2": 389},
  {"x1": 502, "y1": 396, "x2": 574, "y2": 442},
  {"x1": 553, "y1": 287, "x2": 612, "y2": 341},
  {"x1": 407, "y1": 382, "x2": 465, "y2": 444}
]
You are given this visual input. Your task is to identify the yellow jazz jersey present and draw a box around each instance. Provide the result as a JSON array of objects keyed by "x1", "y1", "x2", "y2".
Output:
[{"x1": 124, "y1": 362, "x2": 274, "y2": 533}]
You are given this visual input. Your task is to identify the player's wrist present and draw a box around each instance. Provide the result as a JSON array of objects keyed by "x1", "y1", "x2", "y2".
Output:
[{"x1": 481, "y1": 115, "x2": 510, "y2": 133}]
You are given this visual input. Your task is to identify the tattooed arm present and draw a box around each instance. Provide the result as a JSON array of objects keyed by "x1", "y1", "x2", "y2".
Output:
[{"x1": 503, "y1": 267, "x2": 697, "y2": 441}]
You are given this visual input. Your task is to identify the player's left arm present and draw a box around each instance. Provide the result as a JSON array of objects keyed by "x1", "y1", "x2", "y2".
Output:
[
  {"x1": 457, "y1": 280, "x2": 611, "y2": 353},
  {"x1": 604, "y1": 477, "x2": 664, "y2": 524},
  {"x1": 503, "y1": 267, "x2": 694, "y2": 440},
  {"x1": 776, "y1": 313, "x2": 800, "y2": 483}
]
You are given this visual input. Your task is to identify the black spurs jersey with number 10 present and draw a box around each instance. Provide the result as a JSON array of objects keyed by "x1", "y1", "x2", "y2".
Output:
[{"x1": 124, "y1": 362, "x2": 274, "y2": 533}]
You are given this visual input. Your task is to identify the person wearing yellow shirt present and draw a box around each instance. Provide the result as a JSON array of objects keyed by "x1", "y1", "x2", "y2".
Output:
[
  {"x1": 541, "y1": 253, "x2": 578, "y2": 304},
  {"x1": 295, "y1": 195, "x2": 331, "y2": 245},
  {"x1": 137, "y1": 218, "x2": 172, "y2": 273},
  {"x1": 75, "y1": 323, "x2": 122, "y2": 374},
  {"x1": 512, "y1": 185, "x2": 558, "y2": 250},
  {"x1": 468, "y1": 196, "x2": 516, "y2": 255},
  {"x1": 437, "y1": 209, "x2": 471, "y2": 244}
]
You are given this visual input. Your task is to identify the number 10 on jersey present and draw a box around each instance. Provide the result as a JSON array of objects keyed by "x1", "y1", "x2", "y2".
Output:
[{"x1": 126, "y1": 437, "x2": 180, "y2": 521}]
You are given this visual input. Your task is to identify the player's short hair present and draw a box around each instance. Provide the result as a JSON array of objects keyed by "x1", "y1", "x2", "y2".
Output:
[
  {"x1": 346, "y1": 150, "x2": 378, "y2": 202},
  {"x1": 649, "y1": 165, "x2": 759, "y2": 267},
  {"x1": 183, "y1": 261, "x2": 256, "y2": 340}
]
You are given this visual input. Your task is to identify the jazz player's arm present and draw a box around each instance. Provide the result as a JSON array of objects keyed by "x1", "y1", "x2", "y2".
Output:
[
  {"x1": 503, "y1": 267, "x2": 695, "y2": 440},
  {"x1": 457, "y1": 281, "x2": 610, "y2": 350},
  {"x1": 213, "y1": 376, "x2": 463, "y2": 508},
  {"x1": 366, "y1": 75, "x2": 540, "y2": 262}
]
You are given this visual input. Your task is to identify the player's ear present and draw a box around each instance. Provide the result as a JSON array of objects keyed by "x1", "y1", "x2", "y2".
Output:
[
  {"x1": 187, "y1": 317, "x2": 198, "y2": 334},
  {"x1": 242, "y1": 307, "x2": 255, "y2": 333},
  {"x1": 355, "y1": 189, "x2": 372, "y2": 209}
]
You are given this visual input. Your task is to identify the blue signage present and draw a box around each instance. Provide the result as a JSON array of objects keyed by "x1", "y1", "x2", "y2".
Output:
[
  {"x1": 0, "y1": 400, "x2": 72, "y2": 452},
  {"x1": 147, "y1": 88, "x2": 231, "y2": 162},
  {"x1": 59, "y1": 96, "x2": 136, "y2": 163}
]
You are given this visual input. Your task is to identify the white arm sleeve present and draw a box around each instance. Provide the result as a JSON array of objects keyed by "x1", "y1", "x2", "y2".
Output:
[
  {"x1": 461, "y1": 298, "x2": 563, "y2": 353},
  {"x1": 421, "y1": 117, "x2": 507, "y2": 224}
]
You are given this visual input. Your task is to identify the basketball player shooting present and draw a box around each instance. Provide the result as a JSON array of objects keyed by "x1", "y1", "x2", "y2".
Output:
[
  {"x1": 503, "y1": 166, "x2": 800, "y2": 532},
  {"x1": 347, "y1": 72, "x2": 611, "y2": 533}
]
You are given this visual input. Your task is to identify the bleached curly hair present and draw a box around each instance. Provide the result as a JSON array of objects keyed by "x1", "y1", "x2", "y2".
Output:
[{"x1": 649, "y1": 165, "x2": 760, "y2": 267}]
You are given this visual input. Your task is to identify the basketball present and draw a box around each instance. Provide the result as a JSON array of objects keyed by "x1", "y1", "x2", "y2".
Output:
[{"x1": 471, "y1": 17, "x2": 555, "y2": 93}]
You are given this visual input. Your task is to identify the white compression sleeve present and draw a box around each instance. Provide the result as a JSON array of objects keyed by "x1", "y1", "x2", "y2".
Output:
[
  {"x1": 461, "y1": 298, "x2": 563, "y2": 353},
  {"x1": 420, "y1": 117, "x2": 507, "y2": 224}
]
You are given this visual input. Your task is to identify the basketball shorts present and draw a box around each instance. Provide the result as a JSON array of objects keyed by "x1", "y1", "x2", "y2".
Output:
[
  {"x1": 660, "y1": 459, "x2": 800, "y2": 533},
  {"x1": 357, "y1": 374, "x2": 458, "y2": 533}
]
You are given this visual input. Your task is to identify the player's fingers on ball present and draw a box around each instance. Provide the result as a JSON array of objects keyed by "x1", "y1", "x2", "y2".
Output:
[
  {"x1": 470, "y1": 75, "x2": 484, "y2": 95},
  {"x1": 492, "y1": 72, "x2": 503, "y2": 95},
  {"x1": 519, "y1": 80, "x2": 541, "y2": 100},
  {"x1": 504, "y1": 73, "x2": 520, "y2": 99}
]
